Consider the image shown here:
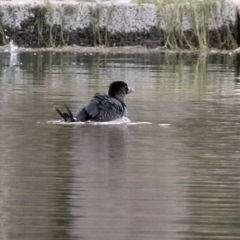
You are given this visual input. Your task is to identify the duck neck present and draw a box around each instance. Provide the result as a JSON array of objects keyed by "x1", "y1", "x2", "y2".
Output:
[
  {"x1": 115, "y1": 94, "x2": 125, "y2": 103},
  {"x1": 109, "y1": 90, "x2": 125, "y2": 104}
]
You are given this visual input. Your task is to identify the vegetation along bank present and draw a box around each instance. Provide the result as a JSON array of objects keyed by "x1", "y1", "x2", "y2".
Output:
[{"x1": 0, "y1": 0, "x2": 240, "y2": 49}]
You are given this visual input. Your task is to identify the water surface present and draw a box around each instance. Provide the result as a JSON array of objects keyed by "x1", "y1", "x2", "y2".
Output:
[{"x1": 0, "y1": 50, "x2": 240, "y2": 240}]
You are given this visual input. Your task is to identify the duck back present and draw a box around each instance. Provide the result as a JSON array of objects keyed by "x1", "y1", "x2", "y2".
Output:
[{"x1": 75, "y1": 93, "x2": 127, "y2": 122}]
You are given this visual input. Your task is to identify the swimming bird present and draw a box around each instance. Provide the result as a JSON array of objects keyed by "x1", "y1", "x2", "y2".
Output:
[{"x1": 55, "y1": 81, "x2": 134, "y2": 122}]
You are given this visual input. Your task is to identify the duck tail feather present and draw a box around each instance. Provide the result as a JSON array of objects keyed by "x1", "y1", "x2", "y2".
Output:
[
  {"x1": 65, "y1": 104, "x2": 75, "y2": 122},
  {"x1": 55, "y1": 106, "x2": 75, "y2": 122},
  {"x1": 55, "y1": 107, "x2": 65, "y2": 120}
]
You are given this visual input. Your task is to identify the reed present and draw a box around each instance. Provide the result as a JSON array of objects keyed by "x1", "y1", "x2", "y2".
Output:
[
  {"x1": 133, "y1": 0, "x2": 237, "y2": 49},
  {"x1": 0, "y1": 0, "x2": 237, "y2": 49},
  {"x1": 0, "y1": 9, "x2": 8, "y2": 45}
]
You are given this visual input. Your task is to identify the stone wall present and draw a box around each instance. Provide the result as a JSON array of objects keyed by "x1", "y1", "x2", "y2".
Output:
[{"x1": 0, "y1": 0, "x2": 238, "y2": 48}]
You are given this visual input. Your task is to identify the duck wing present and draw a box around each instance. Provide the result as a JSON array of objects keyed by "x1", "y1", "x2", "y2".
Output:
[{"x1": 75, "y1": 93, "x2": 126, "y2": 122}]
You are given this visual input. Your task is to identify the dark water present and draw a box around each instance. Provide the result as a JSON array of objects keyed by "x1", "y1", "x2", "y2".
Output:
[{"x1": 1, "y1": 49, "x2": 240, "y2": 240}]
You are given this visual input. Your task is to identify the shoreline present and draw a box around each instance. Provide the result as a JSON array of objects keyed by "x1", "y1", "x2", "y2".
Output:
[{"x1": 1, "y1": 45, "x2": 239, "y2": 54}]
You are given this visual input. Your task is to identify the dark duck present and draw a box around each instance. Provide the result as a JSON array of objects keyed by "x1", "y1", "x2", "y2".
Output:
[{"x1": 56, "y1": 81, "x2": 134, "y2": 122}]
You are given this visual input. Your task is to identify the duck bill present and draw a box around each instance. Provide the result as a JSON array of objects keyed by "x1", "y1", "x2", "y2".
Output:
[{"x1": 127, "y1": 87, "x2": 135, "y2": 94}]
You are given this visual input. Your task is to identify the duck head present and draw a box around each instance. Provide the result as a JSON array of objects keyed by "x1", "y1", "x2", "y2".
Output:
[{"x1": 108, "y1": 81, "x2": 135, "y2": 102}]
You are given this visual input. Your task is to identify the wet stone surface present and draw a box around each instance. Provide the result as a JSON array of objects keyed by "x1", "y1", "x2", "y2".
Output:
[
  {"x1": 0, "y1": 21, "x2": 236, "y2": 49},
  {"x1": 1, "y1": 19, "x2": 165, "y2": 48}
]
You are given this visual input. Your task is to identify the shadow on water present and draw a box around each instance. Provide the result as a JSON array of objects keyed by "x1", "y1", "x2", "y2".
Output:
[{"x1": 1, "y1": 49, "x2": 240, "y2": 240}]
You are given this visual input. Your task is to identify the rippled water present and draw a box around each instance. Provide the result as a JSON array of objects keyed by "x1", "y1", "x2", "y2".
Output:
[{"x1": 1, "y1": 49, "x2": 240, "y2": 240}]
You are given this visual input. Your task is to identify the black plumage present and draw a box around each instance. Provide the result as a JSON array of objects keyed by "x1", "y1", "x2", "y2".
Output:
[{"x1": 55, "y1": 81, "x2": 134, "y2": 122}]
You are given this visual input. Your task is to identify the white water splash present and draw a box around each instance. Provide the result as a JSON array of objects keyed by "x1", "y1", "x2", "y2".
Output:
[
  {"x1": 128, "y1": 122, "x2": 152, "y2": 125},
  {"x1": 4, "y1": 40, "x2": 19, "y2": 67},
  {"x1": 4, "y1": 40, "x2": 18, "y2": 53},
  {"x1": 47, "y1": 117, "x2": 152, "y2": 125},
  {"x1": 9, "y1": 40, "x2": 18, "y2": 53},
  {"x1": 159, "y1": 123, "x2": 171, "y2": 128}
]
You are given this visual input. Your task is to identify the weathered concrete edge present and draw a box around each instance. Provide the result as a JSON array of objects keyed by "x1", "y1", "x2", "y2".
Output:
[{"x1": 0, "y1": 1, "x2": 239, "y2": 48}]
